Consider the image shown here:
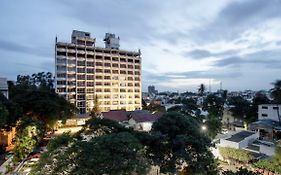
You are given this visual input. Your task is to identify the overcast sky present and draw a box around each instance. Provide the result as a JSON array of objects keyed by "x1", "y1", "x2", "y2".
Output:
[{"x1": 0, "y1": 0, "x2": 281, "y2": 92}]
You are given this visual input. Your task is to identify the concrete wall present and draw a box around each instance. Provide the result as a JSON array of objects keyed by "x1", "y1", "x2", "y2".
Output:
[
  {"x1": 260, "y1": 144, "x2": 275, "y2": 156},
  {"x1": 239, "y1": 132, "x2": 259, "y2": 149},
  {"x1": 258, "y1": 104, "x2": 281, "y2": 122},
  {"x1": 220, "y1": 139, "x2": 240, "y2": 149}
]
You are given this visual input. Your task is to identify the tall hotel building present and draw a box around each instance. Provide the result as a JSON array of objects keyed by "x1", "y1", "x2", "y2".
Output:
[{"x1": 55, "y1": 30, "x2": 142, "y2": 114}]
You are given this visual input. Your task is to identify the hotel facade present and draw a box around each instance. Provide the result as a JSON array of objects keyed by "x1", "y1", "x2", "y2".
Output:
[{"x1": 55, "y1": 30, "x2": 142, "y2": 114}]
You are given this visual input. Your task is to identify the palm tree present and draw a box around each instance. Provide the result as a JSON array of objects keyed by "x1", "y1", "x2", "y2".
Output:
[{"x1": 198, "y1": 83, "x2": 205, "y2": 96}]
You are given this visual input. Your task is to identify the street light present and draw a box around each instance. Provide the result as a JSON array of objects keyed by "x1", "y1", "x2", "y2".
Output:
[{"x1": 201, "y1": 125, "x2": 207, "y2": 131}]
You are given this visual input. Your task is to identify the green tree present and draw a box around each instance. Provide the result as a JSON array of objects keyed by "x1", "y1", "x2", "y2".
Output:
[
  {"x1": 147, "y1": 102, "x2": 166, "y2": 113},
  {"x1": 89, "y1": 95, "x2": 101, "y2": 118},
  {"x1": 82, "y1": 118, "x2": 132, "y2": 137},
  {"x1": 271, "y1": 80, "x2": 281, "y2": 104},
  {"x1": 13, "y1": 116, "x2": 44, "y2": 162},
  {"x1": 223, "y1": 167, "x2": 260, "y2": 175},
  {"x1": 168, "y1": 98, "x2": 198, "y2": 116},
  {"x1": 228, "y1": 96, "x2": 251, "y2": 120},
  {"x1": 203, "y1": 94, "x2": 224, "y2": 117},
  {"x1": 142, "y1": 98, "x2": 148, "y2": 110},
  {"x1": 198, "y1": 83, "x2": 206, "y2": 96},
  {"x1": 245, "y1": 94, "x2": 270, "y2": 124},
  {"x1": 148, "y1": 112, "x2": 218, "y2": 174},
  {"x1": 205, "y1": 114, "x2": 222, "y2": 139},
  {"x1": 9, "y1": 72, "x2": 77, "y2": 127},
  {"x1": 31, "y1": 132, "x2": 150, "y2": 175},
  {"x1": 0, "y1": 93, "x2": 22, "y2": 129},
  {"x1": 0, "y1": 101, "x2": 9, "y2": 128}
]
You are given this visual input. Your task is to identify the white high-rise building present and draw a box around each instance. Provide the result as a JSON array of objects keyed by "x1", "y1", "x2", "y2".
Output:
[{"x1": 55, "y1": 30, "x2": 142, "y2": 114}]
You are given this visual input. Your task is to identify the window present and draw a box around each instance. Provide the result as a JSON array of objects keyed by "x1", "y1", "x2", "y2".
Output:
[
  {"x1": 112, "y1": 57, "x2": 119, "y2": 61},
  {"x1": 77, "y1": 81, "x2": 85, "y2": 86},
  {"x1": 77, "y1": 61, "x2": 85, "y2": 66},
  {"x1": 96, "y1": 88, "x2": 102, "y2": 92},
  {"x1": 86, "y1": 61, "x2": 94, "y2": 67},
  {"x1": 104, "y1": 63, "x2": 111, "y2": 67},
  {"x1": 77, "y1": 68, "x2": 85, "y2": 73},
  {"x1": 104, "y1": 76, "x2": 111, "y2": 80},
  {"x1": 57, "y1": 73, "x2": 66, "y2": 78},
  {"x1": 262, "y1": 106, "x2": 268, "y2": 109},
  {"x1": 87, "y1": 68, "x2": 94, "y2": 73},
  {"x1": 104, "y1": 69, "x2": 111, "y2": 74},
  {"x1": 77, "y1": 95, "x2": 85, "y2": 100},
  {"x1": 87, "y1": 75, "x2": 94, "y2": 80},
  {"x1": 261, "y1": 114, "x2": 268, "y2": 117},
  {"x1": 120, "y1": 64, "x2": 126, "y2": 68},
  {"x1": 96, "y1": 62, "x2": 103, "y2": 66},
  {"x1": 120, "y1": 70, "x2": 126, "y2": 74},
  {"x1": 120, "y1": 89, "x2": 126, "y2": 93},
  {"x1": 96, "y1": 69, "x2": 103, "y2": 73},
  {"x1": 112, "y1": 70, "x2": 119, "y2": 74},
  {"x1": 87, "y1": 88, "x2": 94, "y2": 93},
  {"x1": 104, "y1": 56, "x2": 111, "y2": 61},
  {"x1": 104, "y1": 89, "x2": 111, "y2": 92},
  {"x1": 57, "y1": 81, "x2": 66, "y2": 85},
  {"x1": 77, "y1": 88, "x2": 85, "y2": 93},
  {"x1": 96, "y1": 76, "x2": 102, "y2": 80},
  {"x1": 112, "y1": 63, "x2": 119, "y2": 68},
  {"x1": 77, "y1": 75, "x2": 85, "y2": 80},
  {"x1": 273, "y1": 107, "x2": 279, "y2": 110},
  {"x1": 57, "y1": 88, "x2": 66, "y2": 92}
]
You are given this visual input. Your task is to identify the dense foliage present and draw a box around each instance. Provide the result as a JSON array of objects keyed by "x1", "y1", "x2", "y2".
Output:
[
  {"x1": 148, "y1": 112, "x2": 218, "y2": 174},
  {"x1": 31, "y1": 112, "x2": 219, "y2": 175},
  {"x1": 271, "y1": 80, "x2": 281, "y2": 104},
  {"x1": 13, "y1": 116, "x2": 44, "y2": 162},
  {"x1": 7, "y1": 72, "x2": 77, "y2": 127},
  {"x1": 223, "y1": 167, "x2": 260, "y2": 175}
]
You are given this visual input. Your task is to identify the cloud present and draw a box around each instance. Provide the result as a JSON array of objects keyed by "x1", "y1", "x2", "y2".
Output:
[
  {"x1": 184, "y1": 48, "x2": 239, "y2": 59},
  {"x1": 0, "y1": 40, "x2": 52, "y2": 58},
  {"x1": 193, "y1": 0, "x2": 281, "y2": 42},
  {"x1": 214, "y1": 49, "x2": 281, "y2": 68}
]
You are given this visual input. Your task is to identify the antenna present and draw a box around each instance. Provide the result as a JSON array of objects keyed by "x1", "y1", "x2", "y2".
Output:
[{"x1": 209, "y1": 79, "x2": 211, "y2": 92}]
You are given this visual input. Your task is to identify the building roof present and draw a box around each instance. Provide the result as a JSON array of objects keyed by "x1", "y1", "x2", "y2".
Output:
[
  {"x1": 249, "y1": 119, "x2": 281, "y2": 131},
  {"x1": 130, "y1": 111, "x2": 162, "y2": 123},
  {"x1": 101, "y1": 110, "x2": 163, "y2": 123},
  {"x1": 101, "y1": 110, "x2": 128, "y2": 122},
  {"x1": 226, "y1": 131, "x2": 256, "y2": 143}
]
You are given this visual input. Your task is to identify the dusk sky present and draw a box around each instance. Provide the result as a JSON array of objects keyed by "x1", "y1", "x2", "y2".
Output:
[{"x1": 1, "y1": 0, "x2": 281, "y2": 92}]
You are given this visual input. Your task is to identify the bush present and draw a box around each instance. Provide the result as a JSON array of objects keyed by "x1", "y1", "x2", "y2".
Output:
[
  {"x1": 219, "y1": 147, "x2": 253, "y2": 163},
  {"x1": 253, "y1": 160, "x2": 281, "y2": 173}
]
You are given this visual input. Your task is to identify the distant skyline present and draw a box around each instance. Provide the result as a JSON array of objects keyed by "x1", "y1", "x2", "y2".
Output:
[{"x1": 0, "y1": 0, "x2": 281, "y2": 92}]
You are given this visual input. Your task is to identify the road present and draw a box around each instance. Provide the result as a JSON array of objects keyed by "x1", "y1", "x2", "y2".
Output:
[{"x1": 54, "y1": 126, "x2": 83, "y2": 135}]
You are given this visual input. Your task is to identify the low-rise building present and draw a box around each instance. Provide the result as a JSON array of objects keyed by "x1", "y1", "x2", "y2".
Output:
[
  {"x1": 100, "y1": 110, "x2": 162, "y2": 131},
  {"x1": 258, "y1": 104, "x2": 281, "y2": 122}
]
